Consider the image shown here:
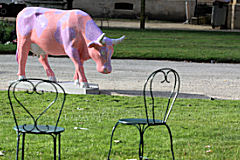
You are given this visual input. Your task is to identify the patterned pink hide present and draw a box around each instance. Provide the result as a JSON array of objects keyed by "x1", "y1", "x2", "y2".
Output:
[{"x1": 16, "y1": 7, "x2": 116, "y2": 86}]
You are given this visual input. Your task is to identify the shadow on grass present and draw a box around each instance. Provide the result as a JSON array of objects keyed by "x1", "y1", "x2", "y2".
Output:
[{"x1": 100, "y1": 89, "x2": 210, "y2": 99}]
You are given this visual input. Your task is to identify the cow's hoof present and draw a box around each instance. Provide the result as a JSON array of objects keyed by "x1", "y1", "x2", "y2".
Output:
[
  {"x1": 74, "y1": 80, "x2": 89, "y2": 88},
  {"x1": 74, "y1": 80, "x2": 80, "y2": 85},
  {"x1": 80, "y1": 82, "x2": 89, "y2": 88},
  {"x1": 49, "y1": 76, "x2": 57, "y2": 82},
  {"x1": 18, "y1": 75, "x2": 26, "y2": 80}
]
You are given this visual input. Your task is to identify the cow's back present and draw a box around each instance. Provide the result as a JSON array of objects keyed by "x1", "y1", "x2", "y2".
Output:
[
  {"x1": 16, "y1": 7, "x2": 86, "y2": 55},
  {"x1": 16, "y1": 7, "x2": 102, "y2": 57},
  {"x1": 17, "y1": 7, "x2": 57, "y2": 37}
]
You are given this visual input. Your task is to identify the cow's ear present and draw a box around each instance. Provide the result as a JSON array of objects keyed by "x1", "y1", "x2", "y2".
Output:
[{"x1": 88, "y1": 41, "x2": 103, "y2": 49}]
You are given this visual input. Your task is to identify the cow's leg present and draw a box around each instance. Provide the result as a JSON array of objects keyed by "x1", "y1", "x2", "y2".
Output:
[
  {"x1": 70, "y1": 57, "x2": 89, "y2": 88},
  {"x1": 17, "y1": 38, "x2": 31, "y2": 80},
  {"x1": 38, "y1": 55, "x2": 57, "y2": 82},
  {"x1": 60, "y1": 25, "x2": 89, "y2": 88}
]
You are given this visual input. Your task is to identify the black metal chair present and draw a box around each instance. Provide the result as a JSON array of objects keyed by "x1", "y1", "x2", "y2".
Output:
[
  {"x1": 8, "y1": 78, "x2": 66, "y2": 160},
  {"x1": 107, "y1": 68, "x2": 180, "y2": 160}
]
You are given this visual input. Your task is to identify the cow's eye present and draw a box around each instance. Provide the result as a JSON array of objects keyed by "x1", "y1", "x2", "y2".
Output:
[{"x1": 100, "y1": 47, "x2": 107, "y2": 56}]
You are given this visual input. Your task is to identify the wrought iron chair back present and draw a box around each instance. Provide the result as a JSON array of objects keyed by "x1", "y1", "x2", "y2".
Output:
[
  {"x1": 8, "y1": 78, "x2": 66, "y2": 133},
  {"x1": 8, "y1": 78, "x2": 66, "y2": 160},
  {"x1": 143, "y1": 68, "x2": 180, "y2": 124},
  {"x1": 107, "y1": 68, "x2": 180, "y2": 160}
]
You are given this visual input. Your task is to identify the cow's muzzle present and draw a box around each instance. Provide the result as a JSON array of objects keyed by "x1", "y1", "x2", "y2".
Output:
[{"x1": 98, "y1": 65, "x2": 112, "y2": 74}]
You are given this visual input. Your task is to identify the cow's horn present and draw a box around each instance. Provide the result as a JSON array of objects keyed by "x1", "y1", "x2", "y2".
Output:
[
  {"x1": 96, "y1": 33, "x2": 105, "y2": 44},
  {"x1": 111, "y1": 35, "x2": 125, "y2": 45}
]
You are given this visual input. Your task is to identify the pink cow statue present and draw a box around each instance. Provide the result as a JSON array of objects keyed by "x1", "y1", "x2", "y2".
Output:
[{"x1": 16, "y1": 7, "x2": 125, "y2": 88}]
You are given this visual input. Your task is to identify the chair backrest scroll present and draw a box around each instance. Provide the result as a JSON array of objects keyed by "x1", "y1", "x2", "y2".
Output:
[
  {"x1": 143, "y1": 68, "x2": 180, "y2": 124},
  {"x1": 8, "y1": 78, "x2": 66, "y2": 133}
]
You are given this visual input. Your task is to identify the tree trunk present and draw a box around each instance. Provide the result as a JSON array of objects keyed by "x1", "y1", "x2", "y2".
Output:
[
  {"x1": 140, "y1": 0, "x2": 145, "y2": 29},
  {"x1": 67, "y1": 0, "x2": 73, "y2": 10}
]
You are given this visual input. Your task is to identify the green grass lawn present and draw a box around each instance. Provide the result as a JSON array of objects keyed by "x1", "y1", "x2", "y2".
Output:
[
  {"x1": 0, "y1": 44, "x2": 16, "y2": 53},
  {"x1": 1, "y1": 28, "x2": 240, "y2": 63},
  {"x1": 1, "y1": 24, "x2": 240, "y2": 159},
  {"x1": 0, "y1": 91, "x2": 240, "y2": 160},
  {"x1": 104, "y1": 28, "x2": 240, "y2": 63}
]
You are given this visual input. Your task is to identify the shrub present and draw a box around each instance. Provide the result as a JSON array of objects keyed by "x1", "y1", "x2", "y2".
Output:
[{"x1": 0, "y1": 19, "x2": 15, "y2": 44}]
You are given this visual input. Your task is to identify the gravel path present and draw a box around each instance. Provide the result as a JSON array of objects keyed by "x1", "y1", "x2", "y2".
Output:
[{"x1": 1, "y1": 55, "x2": 240, "y2": 100}]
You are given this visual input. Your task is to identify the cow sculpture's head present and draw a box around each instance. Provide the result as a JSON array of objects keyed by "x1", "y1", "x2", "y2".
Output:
[{"x1": 88, "y1": 33, "x2": 125, "y2": 74}]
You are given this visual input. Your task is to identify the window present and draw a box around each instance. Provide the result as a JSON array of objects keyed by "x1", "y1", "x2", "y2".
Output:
[{"x1": 114, "y1": 3, "x2": 133, "y2": 10}]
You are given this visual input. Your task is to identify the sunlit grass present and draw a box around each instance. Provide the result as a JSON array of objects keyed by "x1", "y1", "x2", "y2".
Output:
[
  {"x1": 0, "y1": 91, "x2": 240, "y2": 159},
  {"x1": 1, "y1": 28, "x2": 240, "y2": 63},
  {"x1": 104, "y1": 28, "x2": 240, "y2": 63}
]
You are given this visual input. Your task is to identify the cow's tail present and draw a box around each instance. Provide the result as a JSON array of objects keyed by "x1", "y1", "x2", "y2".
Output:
[
  {"x1": 16, "y1": 50, "x2": 18, "y2": 63},
  {"x1": 16, "y1": 39, "x2": 19, "y2": 63}
]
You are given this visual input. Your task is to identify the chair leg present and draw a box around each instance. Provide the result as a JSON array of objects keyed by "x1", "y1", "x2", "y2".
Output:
[
  {"x1": 53, "y1": 135, "x2": 57, "y2": 160},
  {"x1": 21, "y1": 133, "x2": 25, "y2": 160},
  {"x1": 16, "y1": 133, "x2": 21, "y2": 160},
  {"x1": 137, "y1": 125, "x2": 145, "y2": 160},
  {"x1": 58, "y1": 134, "x2": 61, "y2": 160},
  {"x1": 139, "y1": 131, "x2": 144, "y2": 160},
  {"x1": 165, "y1": 124, "x2": 175, "y2": 160},
  {"x1": 107, "y1": 122, "x2": 119, "y2": 160}
]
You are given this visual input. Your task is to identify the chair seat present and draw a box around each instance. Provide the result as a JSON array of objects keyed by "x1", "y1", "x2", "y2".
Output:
[
  {"x1": 118, "y1": 118, "x2": 165, "y2": 125},
  {"x1": 14, "y1": 125, "x2": 65, "y2": 134}
]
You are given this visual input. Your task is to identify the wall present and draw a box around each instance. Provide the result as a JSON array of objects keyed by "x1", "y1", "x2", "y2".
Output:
[
  {"x1": 146, "y1": 0, "x2": 195, "y2": 21},
  {"x1": 0, "y1": 0, "x2": 13, "y2": 4},
  {"x1": 72, "y1": 0, "x2": 196, "y2": 21},
  {"x1": 24, "y1": 0, "x2": 66, "y2": 9}
]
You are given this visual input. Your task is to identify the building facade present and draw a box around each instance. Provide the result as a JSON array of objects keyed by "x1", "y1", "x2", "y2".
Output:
[
  {"x1": 72, "y1": 0, "x2": 196, "y2": 21},
  {"x1": 4, "y1": 0, "x2": 240, "y2": 29}
]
